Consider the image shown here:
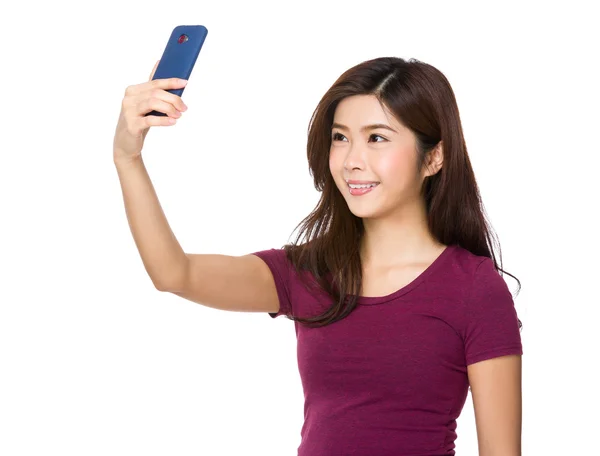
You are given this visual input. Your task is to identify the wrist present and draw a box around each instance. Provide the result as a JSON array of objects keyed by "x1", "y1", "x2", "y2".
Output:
[{"x1": 113, "y1": 152, "x2": 143, "y2": 169}]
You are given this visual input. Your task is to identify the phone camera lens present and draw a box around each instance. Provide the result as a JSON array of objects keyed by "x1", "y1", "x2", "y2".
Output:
[{"x1": 177, "y1": 34, "x2": 189, "y2": 44}]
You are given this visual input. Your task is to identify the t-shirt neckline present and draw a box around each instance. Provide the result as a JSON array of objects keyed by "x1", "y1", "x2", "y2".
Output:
[{"x1": 354, "y1": 244, "x2": 456, "y2": 306}]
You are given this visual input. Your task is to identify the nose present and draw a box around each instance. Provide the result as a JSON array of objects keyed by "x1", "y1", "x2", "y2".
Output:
[{"x1": 343, "y1": 144, "x2": 367, "y2": 171}]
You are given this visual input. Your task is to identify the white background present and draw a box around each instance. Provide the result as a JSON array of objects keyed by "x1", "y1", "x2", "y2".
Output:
[{"x1": 1, "y1": 1, "x2": 598, "y2": 454}]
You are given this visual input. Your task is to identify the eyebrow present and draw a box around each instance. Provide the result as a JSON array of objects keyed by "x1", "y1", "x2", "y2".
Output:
[{"x1": 331, "y1": 122, "x2": 398, "y2": 133}]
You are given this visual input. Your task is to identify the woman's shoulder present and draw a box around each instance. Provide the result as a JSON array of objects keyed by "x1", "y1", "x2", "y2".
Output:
[{"x1": 445, "y1": 243, "x2": 497, "y2": 279}]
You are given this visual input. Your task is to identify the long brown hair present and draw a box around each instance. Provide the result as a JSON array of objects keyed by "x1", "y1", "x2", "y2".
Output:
[{"x1": 281, "y1": 56, "x2": 522, "y2": 329}]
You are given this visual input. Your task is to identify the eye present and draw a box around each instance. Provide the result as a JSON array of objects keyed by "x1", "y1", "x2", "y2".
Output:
[
  {"x1": 331, "y1": 132, "x2": 388, "y2": 142},
  {"x1": 370, "y1": 134, "x2": 387, "y2": 142}
]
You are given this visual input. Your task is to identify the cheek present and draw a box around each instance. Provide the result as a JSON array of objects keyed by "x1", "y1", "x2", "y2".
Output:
[
  {"x1": 376, "y1": 151, "x2": 416, "y2": 181},
  {"x1": 329, "y1": 149, "x2": 340, "y2": 169},
  {"x1": 329, "y1": 151, "x2": 350, "y2": 192},
  {"x1": 328, "y1": 150, "x2": 344, "y2": 179}
]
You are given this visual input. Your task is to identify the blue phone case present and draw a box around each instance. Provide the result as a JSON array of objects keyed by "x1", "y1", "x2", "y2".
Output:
[{"x1": 145, "y1": 25, "x2": 208, "y2": 117}]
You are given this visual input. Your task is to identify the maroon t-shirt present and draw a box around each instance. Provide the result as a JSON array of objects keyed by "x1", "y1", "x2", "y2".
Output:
[{"x1": 251, "y1": 244, "x2": 523, "y2": 456}]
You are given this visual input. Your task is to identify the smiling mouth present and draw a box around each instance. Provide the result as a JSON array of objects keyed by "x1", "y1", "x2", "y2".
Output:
[
  {"x1": 347, "y1": 182, "x2": 379, "y2": 196},
  {"x1": 347, "y1": 182, "x2": 379, "y2": 189}
]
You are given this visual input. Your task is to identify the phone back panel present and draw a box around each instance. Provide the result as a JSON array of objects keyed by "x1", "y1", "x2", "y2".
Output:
[{"x1": 147, "y1": 25, "x2": 208, "y2": 116}]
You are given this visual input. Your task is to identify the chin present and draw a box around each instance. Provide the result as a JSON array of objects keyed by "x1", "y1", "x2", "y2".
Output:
[
  {"x1": 349, "y1": 209, "x2": 379, "y2": 220},
  {"x1": 345, "y1": 201, "x2": 382, "y2": 219}
]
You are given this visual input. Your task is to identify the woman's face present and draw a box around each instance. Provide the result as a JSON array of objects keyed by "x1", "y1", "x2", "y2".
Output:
[{"x1": 329, "y1": 94, "x2": 425, "y2": 219}]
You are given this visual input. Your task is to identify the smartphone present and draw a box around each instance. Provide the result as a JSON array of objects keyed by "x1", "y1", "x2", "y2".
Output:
[{"x1": 145, "y1": 25, "x2": 208, "y2": 117}]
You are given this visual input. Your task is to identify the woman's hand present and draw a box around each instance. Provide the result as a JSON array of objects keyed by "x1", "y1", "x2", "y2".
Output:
[{"x1": 113, "y1": 60, "x2": 189, "y2": 162}]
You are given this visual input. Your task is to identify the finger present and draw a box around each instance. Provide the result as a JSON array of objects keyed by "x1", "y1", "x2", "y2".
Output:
[
  {"x1": 135, "y1": 85, "x2": 188, "y2": 112},
  {"x1": 125, "y1": 77, "x2": 187, "y2": 98},
  {"x1": 137, "y1": 97, "x2": 182, "y2": 119},
  {"x1": 149, "y1": 60, "x2": 160, "y2": 81},
  {"x1": 158, "y1": 90, "x2": 187, "y2": 112},
  {"x1": 145, "y1": 116, "x2": 177, "y2": 128},
  {"x1": 150, "y1": 77, "x2": 188, "y2": 91},
  {"x1": 137, "y1": 114, "x2": 178, "y2": 131}
]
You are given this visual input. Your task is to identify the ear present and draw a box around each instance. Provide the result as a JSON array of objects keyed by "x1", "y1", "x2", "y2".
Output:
[{"x1": 424, "y1": 141, "x2": 443, "y2": 177}]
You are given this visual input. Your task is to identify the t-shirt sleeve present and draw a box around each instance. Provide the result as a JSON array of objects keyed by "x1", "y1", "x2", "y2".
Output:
[
  {"x1": 463, "y1": 257, "x2": 523, "y2": 366},
  {"x1": 250, "y1": 248, "x2": 293, "y2": 319}
]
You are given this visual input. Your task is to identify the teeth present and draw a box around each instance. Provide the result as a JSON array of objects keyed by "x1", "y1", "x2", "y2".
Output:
[{"x1": 349, "y1": 183, "x2": 377, "y2": 189}]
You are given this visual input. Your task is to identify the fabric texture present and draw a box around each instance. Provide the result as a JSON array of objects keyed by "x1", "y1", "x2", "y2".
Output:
[{"x1": 251, "y1": 244, "x2": 523, "y2": 456}]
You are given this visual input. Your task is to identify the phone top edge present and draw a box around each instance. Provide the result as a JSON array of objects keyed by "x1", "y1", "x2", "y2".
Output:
[{"x1": 173, "y1": 25, "x2": 208, "y2": 31}]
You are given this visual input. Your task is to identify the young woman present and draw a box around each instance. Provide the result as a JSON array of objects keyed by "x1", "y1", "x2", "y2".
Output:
[{"x1": 114, "y1": 56, "x2": 523, "y2": 456}]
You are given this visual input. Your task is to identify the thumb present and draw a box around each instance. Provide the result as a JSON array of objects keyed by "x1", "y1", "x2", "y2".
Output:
[{"x1": 148, "y1": 60, "x2": 160, "y2": 81}]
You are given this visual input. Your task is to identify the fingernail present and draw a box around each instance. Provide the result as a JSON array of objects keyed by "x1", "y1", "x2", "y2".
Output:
[{"x1": 180, "y1": 79, "x2": 188, "y2": 85}]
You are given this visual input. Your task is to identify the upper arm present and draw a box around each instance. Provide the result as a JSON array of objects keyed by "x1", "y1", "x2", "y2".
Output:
[
  {"x1": 468, "y1": 354, "x2": 522, "y2": 455},
  {"x1": 462, "y1": 257, "x2": 523, "y2": 454},
  {"x1": 167, "y1": 253, "x2": 280, "y2": 313}
]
